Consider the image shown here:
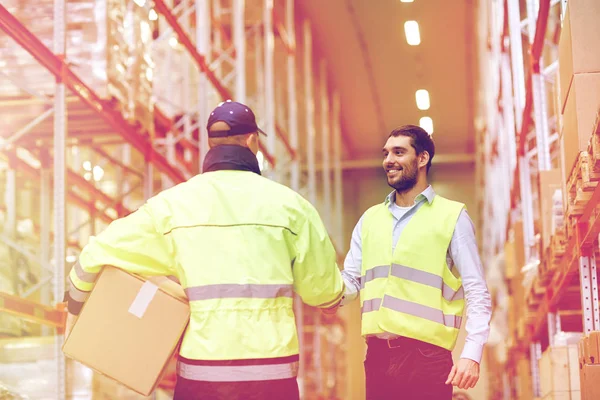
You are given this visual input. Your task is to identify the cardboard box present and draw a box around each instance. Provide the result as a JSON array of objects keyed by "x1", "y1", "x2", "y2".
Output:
[
  {"x1": 517, "y1": 357, "x2": 535, "y2": 400},
  {"x1": 542, "y1": 392, "x2": 580, "y2": 400},
  {"x1": 580, "y1": 364, "x2": 600, "y2": 400},
  {"x1": 584, "y1": 332, "x2": 600, "y2": 364},
  {"x1": 504, "y1": 240, "x2": 518, "y2": 280},
  {"x1": 560, "y1": 73, "x2": 600, "y2": 186},
  {"x1": 558, "y1": 0, "x2": 600, "y2": 110},
  {"x1": 539, "y1": 170, "x2": 563, "y2": 250},
  {"x1": 62, "y1": 267, "x2": 190, "y2": 396},
  {"x1": 540, "y1": 346, "x2": 572, "y2": 397}
]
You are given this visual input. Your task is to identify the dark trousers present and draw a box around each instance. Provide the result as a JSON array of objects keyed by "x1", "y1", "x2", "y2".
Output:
[
  {"x1": 172, "y1": 376, "x2": 300, "y2": 400},
  {"x1": 365, "y1": 336, "x2": 454, "y2": 400}
]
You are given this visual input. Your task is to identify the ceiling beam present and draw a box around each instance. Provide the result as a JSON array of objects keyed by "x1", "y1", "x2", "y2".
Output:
[{"x1": 307, "y1": 153, "x2": 475, "y2": 172}]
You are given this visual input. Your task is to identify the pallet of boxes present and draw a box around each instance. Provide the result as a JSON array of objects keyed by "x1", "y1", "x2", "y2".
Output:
[
  {"x1": 539, "y1": 333, "x2": 582, "y2": 400},
  {"x1": 577, "y1": 332, "x2": 600, "y2": 400},
  {"x1": 62, "y1": 267, "x2": 190, "y2": 398},
  {"x1": 558, "y1": 0, "x2": 600, "y2": 227}
]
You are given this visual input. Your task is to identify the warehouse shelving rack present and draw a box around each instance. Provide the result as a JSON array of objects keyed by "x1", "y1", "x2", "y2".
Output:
[
  {"x1": 0, "y1": 1, "x2": 347, "y2": 399},
  {"x1": 480, "y1": 0, "x2": 600, "y2": 398}
]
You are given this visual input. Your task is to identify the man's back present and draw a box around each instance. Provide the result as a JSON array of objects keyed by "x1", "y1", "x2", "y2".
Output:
[
  {"x1": 66, "y1": 101, "x2": 344, "y2": 400},
  {"x1": 146, "y1": 170, "x2": 343, "y2": 361}
]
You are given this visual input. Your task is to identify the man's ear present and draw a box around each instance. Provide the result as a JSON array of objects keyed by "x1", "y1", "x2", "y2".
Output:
[
  {"x1": 419, "y1": 151, "x2": 430, "y2": 168},
  {"x1": 246, "y1": 133, "x2": 259, "y2": 154}
]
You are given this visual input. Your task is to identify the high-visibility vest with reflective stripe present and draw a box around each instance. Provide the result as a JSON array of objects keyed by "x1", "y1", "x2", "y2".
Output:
[
  {"x1": 360, "y1": 195, "x2": 465, "y2": 351},
  {"x1": 69, "y1": 170, "x2": 344, "y2": 382}
]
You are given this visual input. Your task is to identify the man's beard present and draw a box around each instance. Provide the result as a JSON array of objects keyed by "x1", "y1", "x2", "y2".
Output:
[{"x1": 387, "y1": 159, "x2": 418, "y2": 192}]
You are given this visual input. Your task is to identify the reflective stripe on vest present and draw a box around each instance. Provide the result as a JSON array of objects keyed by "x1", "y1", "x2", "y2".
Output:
[
  {"x1": 74, "y1": 262, "x2": 98, "y2": 283},
  {"x1": 361, "y1": 264, "x2": 464, "y2": 302},
  {"x1": 177, "y1": 356, "x2": 299, "y2": 382},
  {"x1": 362, "y1": 294, "x2": 463, "y2": 329},
  {"x1": 185, "y1": 283, "x2": 293, "y2": 301},
  {"x1": 67, "y1": 276, "x2": 90, "y2": 302}
]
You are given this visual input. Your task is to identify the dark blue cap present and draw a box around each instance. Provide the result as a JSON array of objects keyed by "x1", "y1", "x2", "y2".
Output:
[{"x1": 206, "y1": 100, "x2": 266, "y2": 138}]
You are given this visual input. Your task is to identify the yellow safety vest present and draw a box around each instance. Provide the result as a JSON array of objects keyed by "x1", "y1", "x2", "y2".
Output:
[
  {"x1": 360, "y1": 195, "x2": 465, "y2": 350},
  {"x1": 68, "y1": 169, "x2": 344, "y2": 382}
]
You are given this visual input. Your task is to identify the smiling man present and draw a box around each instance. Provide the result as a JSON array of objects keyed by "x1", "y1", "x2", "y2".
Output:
[{"x1": 338, "y1": 125, "x2": 492, "y2": 399}]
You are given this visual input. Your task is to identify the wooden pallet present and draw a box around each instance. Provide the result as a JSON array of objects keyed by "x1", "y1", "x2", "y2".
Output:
[
  {"x1": 566, "y1": 151, "x2": 600, "y2": 216},
  {"x1": 564, "y1": 211, "x2": 578, "y2": 240},
  {"x1": 543, "y1": 230, "x2": 567, "y2": 277},
  {"x1": 526, "y1": 272, "x2": 548, "y2": 311},
  {"x1": 517, "y1": 312, "x2": 537, "y2": 341},
  {"x1": 587, "y1": 110, "x2": 600, "y2": 172}
]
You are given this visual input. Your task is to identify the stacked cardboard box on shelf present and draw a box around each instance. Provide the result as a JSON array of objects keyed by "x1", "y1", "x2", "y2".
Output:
[
  {"x1": 558, "y1": 0, "x2": 600, "y2": 215},
  {"x1": 577, "y1": 332, "x2": 600, "y2": 400},
  {"x1": 539, "y1": 344, "x2": 580, "y2": 400},
  {"x1": 0, "y1": 0, "x2": 155, "y2": 136},
  {"x1": 517, "y1": 356, "x2": 536, "y2": 400}
]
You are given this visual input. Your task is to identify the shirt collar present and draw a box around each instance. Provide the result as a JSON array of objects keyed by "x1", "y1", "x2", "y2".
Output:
[{"x1": 384, "y1": 185, "x2": 436, "y2": 206}]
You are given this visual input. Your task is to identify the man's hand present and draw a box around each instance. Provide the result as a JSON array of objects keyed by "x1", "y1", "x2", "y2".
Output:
[
  {"x1": 64, "y1": 313, "x2": 78, "y2": 340},
  {"x1": 445, "y1": 358, "x2": 480, "y2": 389}
]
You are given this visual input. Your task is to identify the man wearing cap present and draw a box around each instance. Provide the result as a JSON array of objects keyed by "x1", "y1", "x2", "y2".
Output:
[
  {"x1": 64, "y1": 100, "x2": 345, "y2": 400},
  {"x1": 336, "y1": 125, "x2": 491, "y2": 399}
]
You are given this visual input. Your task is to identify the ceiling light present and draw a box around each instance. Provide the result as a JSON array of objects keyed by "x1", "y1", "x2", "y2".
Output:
[
  {"x1": 133, "y1": 0, "x2": 146, "y2": 7},
  {"x1": 93, "y1": 165, "x2": 104, "y2": 182},
  {"x1": 400, "y1": 0, "x2": 414, "y2": 2},
  {"x1": 416, "y1": 89, "x2": 430, "y2": 110},
  {"x1": 169, "y1": 37, "x2": 179, "y2": 48},
  {"x1": 419, "y1": 117, "x2": 434, "y2": 135},
  {"x1": 83, "y1": 161, "x2": 92, "y2": 171},
  {"x1": 149, "y1": 9, "x2": 158, "y2": 21},
  {"x1": 404, "y1": 21, "x2": 421, "y2": 46}
]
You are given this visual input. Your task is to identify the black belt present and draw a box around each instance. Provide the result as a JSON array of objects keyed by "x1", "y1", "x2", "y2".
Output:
[
  {"x1": 367, "y1": 336, "x2": 446, "y2": 352},
  {"x1": 367, "y1": 336, "x2": 417, "y2": 349}
]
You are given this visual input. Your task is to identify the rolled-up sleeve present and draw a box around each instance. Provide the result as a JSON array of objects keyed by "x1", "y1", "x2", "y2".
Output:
[{"x1": 66, "y1": 202, "x2": 175, "y2": 315}]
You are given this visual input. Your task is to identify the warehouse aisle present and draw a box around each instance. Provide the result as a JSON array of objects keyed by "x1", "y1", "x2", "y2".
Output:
[{"x1": 2, "y1": 0, "x2": 600, "y2": 399}]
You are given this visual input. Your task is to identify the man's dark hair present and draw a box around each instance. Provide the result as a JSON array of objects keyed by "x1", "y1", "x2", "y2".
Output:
[{"x1": 389, "y1": 125, "x2": 435, "y2": 172}]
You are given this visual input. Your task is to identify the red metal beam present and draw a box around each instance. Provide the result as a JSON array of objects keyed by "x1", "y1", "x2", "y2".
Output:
[
  {"x1": 154, "y1": 0, "x2": 299, "y2": 165},
  {"x1": 527, "y1": 232, "x2": 580, "y2": 343},
  {"x1": 505, "y1": 0, "x2": 551, "y2": 242},
  {"x1": 154, "y1": 107, "x2": 175, "y2": 134},
  {"x1": 530, "y1": 0, "x2": 551, "y2": 68},
  {"x1": 0, "y1": 5, "x2": 185, "y2": 184},
  {"x1": 273, "y1": 7, "x2": 295, "y2": 54},
  {"x1": 275, "y1": 124, "x2": 298, "y2": 160},
  {"x1": 13, "y1": 155, "x2": 115, "y2": 224},
  {"x1": 92, "y1": 146, "x2": 144, "y2": 178},
  {"x1": 0, "y1": 291, "x2": 66, "y2": 328},
  {"x1": 67, "y1": 168, "x2": 131, "y2": 217},
  {"x1": 153, "y1": 0, "x2": 233, "y2": 102}
]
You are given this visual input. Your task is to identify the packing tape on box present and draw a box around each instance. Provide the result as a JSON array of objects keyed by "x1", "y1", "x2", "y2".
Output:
[{"x1": 128, "y1": 281, "x2": 159, "y2": 318}]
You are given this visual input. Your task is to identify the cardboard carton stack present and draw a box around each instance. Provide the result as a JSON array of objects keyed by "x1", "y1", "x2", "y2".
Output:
[
  {"x1": 577, "y1": 332, "x2": 600, "y2": 400},
  {"x1": 63, "y1": 266, "x2": 190, "y2": 397},
  {"x1": 539, "y1": 344, "x2": 581, "y2": 400},
  {"x1": 0, "y1": 0, "x2": 155, "y2": 136},
  {"x1": 558, "y1": 0, "x2": 600, "y2": 211}
]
